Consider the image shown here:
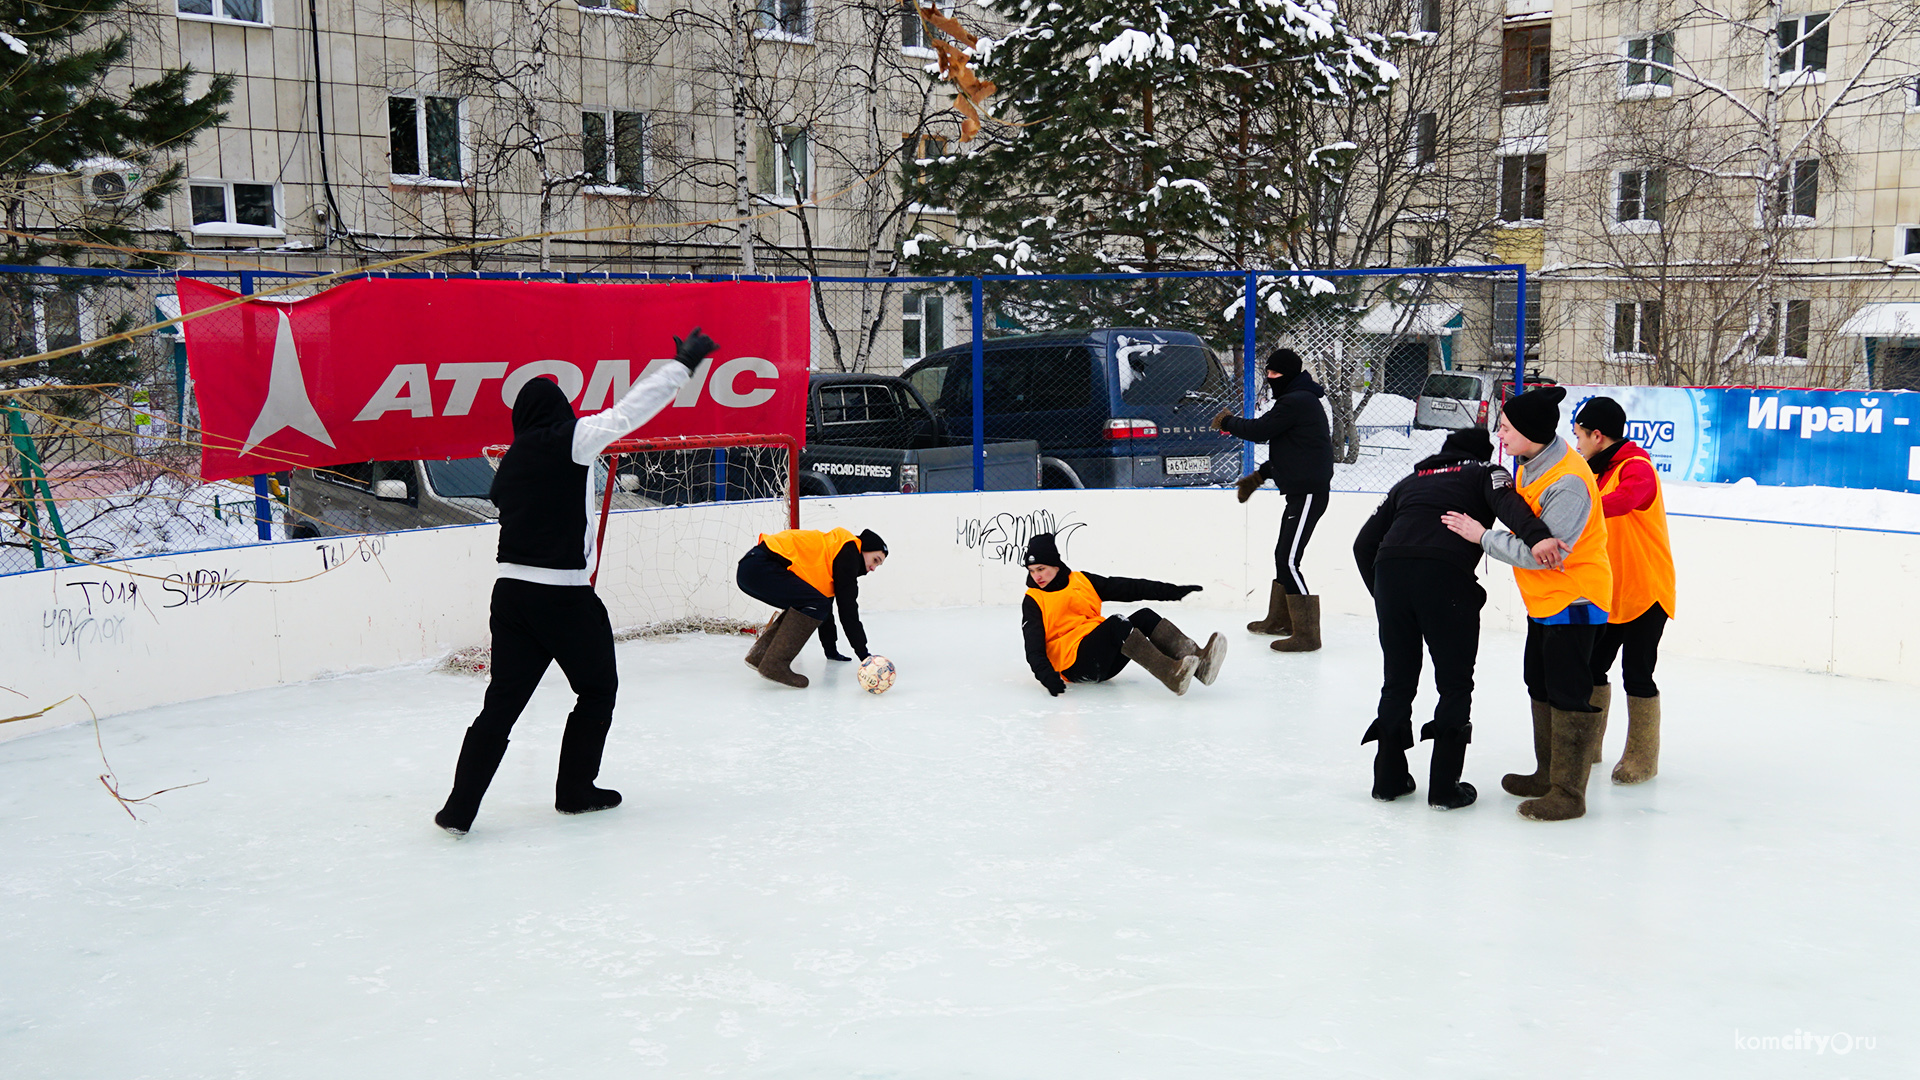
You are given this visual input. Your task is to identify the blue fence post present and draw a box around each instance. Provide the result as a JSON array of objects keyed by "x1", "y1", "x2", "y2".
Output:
[
  {"x1": 971, "y1": 277, "x2": 985, "y2": 492},
  {"x1": 1241, "y1": 270, "x2": 1258, "y2": 477},
  {"x1": 1513, "y1": 265, "x2": 1528, "y2": 393},
  {"x1": 237, "y1": 272, "x2": 274, "y2": 541}
]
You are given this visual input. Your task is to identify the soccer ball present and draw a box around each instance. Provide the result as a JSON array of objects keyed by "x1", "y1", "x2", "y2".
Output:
[{"x1": 857, "y1": 655, "x2": 896, "y2": 694}]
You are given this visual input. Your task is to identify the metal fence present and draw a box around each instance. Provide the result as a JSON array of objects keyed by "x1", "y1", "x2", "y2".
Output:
[{"x1": 0, "y1": 264, "x2": 1528, "y2": 576}]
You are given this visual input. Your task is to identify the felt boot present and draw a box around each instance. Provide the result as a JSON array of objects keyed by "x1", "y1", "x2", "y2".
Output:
[
  {"x1": 1501, "y1": 700, "x2": 1554, "y2": 798},
  {"x1": 1247, "y1": 581, "x2": 1292, "y2": 635},
  {"x1": 1150, "y1": 619, "x2": 1228, "y2": 686},
  {"x1": 1269, "y1": 595, "x2": 1321, "y2": 652},
  {"x1": 554, "y1": 714, "x2": 621, "y2": 815},
  {"x1": 1122, "y1": 629, "x2": 1198, "y2": 696},
  {"x1": 1611, "y1": 694, "x2": 1661, "y2": 785},
  {"x1": 755, "y1": 608, "x2": 820, "y2": 688},
  {"x1": 743, "y1": 611, "x2": 784, "y2": 669},
  {"x1": 1519, "y1": 709, "x2": 1603, "y2": 821},
  {"x1": 1587, "y1": 683, "x2": 1612, "y2": 765},
  {"x1": 435, "y1": 725, "x2": 510, "y2": 835},
  {"x1": 1427, "y1": 733, "x2": 1478, "y2": 810},
  {"x1": 1362, "y1": 718, "x2": 1416, "y2": 801}
]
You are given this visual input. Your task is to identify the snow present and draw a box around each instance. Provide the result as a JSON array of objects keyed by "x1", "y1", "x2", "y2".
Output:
[
  {"x1": 3, "y1": 606, "x2": 1913, "y2": 1076},
  {"x1": 0, "y1": 31, "x2": 27, "y2": 56}
]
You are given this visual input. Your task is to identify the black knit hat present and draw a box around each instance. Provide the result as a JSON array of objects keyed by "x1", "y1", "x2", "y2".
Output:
[
  {"x1": 1266, "y1": 347, "x2": 1303, "y2": 379},
  {"x1": 1441, "y1": 428, "x2": 1494, "y2": 460},
  {"x1": 1575, "y1": 396, "x2": 1627, "y2": 441},
  {"x1": 1022, "y1": 532, "x2": 1062, "y2": 567},
  {"x1": 858, "y1": 529, "x2": 888, "y2": 555},
  {"x1": 1502, "y1": 385, "x2": 1566, "y2": 445}
]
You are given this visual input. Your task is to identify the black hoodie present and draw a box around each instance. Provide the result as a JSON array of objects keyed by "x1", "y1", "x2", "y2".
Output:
[
  {"x1": 1220, "y1": 370, "x2": 1335, "y2": 494},
  {"x1": 1350, "y1": 449, "x2": 1553, "y2": 594}
]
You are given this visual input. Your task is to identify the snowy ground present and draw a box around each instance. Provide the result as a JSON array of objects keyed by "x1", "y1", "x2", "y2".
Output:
[{"x1": 4, "y1": 607, "x2": 1912, "y2": 1077}]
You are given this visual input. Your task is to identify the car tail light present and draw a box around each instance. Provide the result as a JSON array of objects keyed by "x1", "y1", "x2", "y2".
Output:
[
  {"x1": 1476, "y1": 400, "x2": 1489, "y2": 426},
  {"x1": 899, "y1": 464, "x2": 920, "y2": 494},
  {"x1": 1104, "y1": 418, "x2": 1158, "y2": 440}
]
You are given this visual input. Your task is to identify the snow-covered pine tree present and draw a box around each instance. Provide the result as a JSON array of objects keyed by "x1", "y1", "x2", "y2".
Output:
[{"x1": 903, "y1": 0, "x2": 1399, "y2": 330}]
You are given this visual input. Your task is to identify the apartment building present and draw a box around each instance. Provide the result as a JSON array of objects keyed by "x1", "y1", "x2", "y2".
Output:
[{"x1": 1486, "y1": 0, "x2": 1920, "y2": 388}]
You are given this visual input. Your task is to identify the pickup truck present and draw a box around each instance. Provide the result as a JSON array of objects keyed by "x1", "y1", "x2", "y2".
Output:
[{"x1": 797, "y1": 372, "x2": 1041, "y2": 495}]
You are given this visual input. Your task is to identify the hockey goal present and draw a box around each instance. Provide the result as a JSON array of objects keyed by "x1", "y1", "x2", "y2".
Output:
[{"x1": 482, "y1": 432, "x2": 798, "y2": 640}]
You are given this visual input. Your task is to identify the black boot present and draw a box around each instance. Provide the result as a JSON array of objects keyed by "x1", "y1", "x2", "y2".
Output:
[
  {"x1": 1362, "y1": 718, "x2": 1415, "y2": 801},
  {"x1": 554, "y1": 714, "x2": 621, "y2": 815},
  {"x1": 1426, "y1": 726, "x2": 1477, "y2": 810},
  {"x1": 435, "y1": 725, "x2": 510, "y2": 835}
]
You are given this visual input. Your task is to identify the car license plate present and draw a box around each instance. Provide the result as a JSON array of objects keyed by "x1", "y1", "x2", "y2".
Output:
[{"x1": 1165, "y1": 455, "x2": 1210, "y2": 476}]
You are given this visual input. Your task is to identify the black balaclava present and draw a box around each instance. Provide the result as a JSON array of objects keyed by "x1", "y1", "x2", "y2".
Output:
[{"x1": 511, "y1": 376, "x2": 576, "y2": 435}]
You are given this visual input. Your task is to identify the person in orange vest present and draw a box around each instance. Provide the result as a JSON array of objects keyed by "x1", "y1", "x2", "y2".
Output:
[
  {"x1": 1442, "y1": 385, "x2": 1612, "y2": 822},
  {"x1": 1573, "y1": 396, "x2": 1672, "y2": 785},
  {"x1": 1019, "y1": 532, "x2": 1225, "y2": 696},
  {"x1": 736, "y1": 527, "x2": 888, "y2": 688}
]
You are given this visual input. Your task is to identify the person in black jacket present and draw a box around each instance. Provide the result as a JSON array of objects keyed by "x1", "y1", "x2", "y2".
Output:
[
  {"x1": 1019, "y1": 532, "x2": 1225, "y2": 696},
  {"x1": 433, "y1": 328, "x2": 716, "y2": 836},
  {"x1": 1213, "y1": 347, "x2": 1335, "y2": 653},
  {"x1": 1351, "y1": 428, "x2": 1565, "y2": 809}
]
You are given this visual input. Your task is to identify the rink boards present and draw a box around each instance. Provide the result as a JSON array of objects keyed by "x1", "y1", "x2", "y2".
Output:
[{"x1": 2, "y1": 489, "x2": 1916, "y2": 740}]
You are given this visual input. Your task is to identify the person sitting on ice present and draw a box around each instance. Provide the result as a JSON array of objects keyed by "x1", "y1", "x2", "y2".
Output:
[
  {"x1": 434, "y1": 327, "x2": 716, "y2": 836},
  {"x1": 736, "y1": 527, "x2": 888, "y2": 688},
  {"x1": 1019, "y1": 532, "x2": 1224, "y2": 697},
  {"x1": 1442, "y1": 386, "x2": 1612, "y2": 823}
]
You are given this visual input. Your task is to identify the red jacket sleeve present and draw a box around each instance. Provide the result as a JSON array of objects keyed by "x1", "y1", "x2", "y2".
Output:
[{"x1": 1600, "y1": 457, "x2": 1658, "y2": 517}]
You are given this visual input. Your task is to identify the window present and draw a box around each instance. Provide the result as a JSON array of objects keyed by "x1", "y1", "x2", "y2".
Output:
[
  {"x1": 1777, "y1": 14, "x2": 1828, "y2": 75},
  {"x1": 1616, "y1": 168, "x2": 1665, "y2": 224},
  {"x1": 1502, "y1": 25, "x2": 1550, "y2": 105},
  {"x1": 576, "y1": 0, "x2": 640, "y2": 13},
  {"x1": 177, "y1": 0, "x2": 265, "y2": 25},
  {"x1": 1499, "y1": 154, "x2": 1546, "y2": 222},
  {"x1": 1415, "y1": 0, "x2": 1441, "y2": 35},
  {"x1": 1623, "y1": 32, "x2": 1673, "y2": 91},
  {"x1": 1903, "y1": 226, "x2": 1920, "y2": 258},
  {"x1": 1411, "y1": 235, "x2": 1435, "y2": 266},
  {"x1": 583, "y1": 110, "x2": 647, "y2": 190},
  {"x1": 0, "y1": 292, "x2": 92, "y2": 353},
  {"x1": 1760, "y1": 299, "x2": 1811, "y2": 359},
  {"x1": 902, "y1": 133, "x2": 949, "y2": 207},
  {"x1": 1410, "y1": 112, "x2": 1438, "y2": 167},
  {"x1": 1493, "y1": 282, "x2": 1542, "y2": 355},
  {"x1": 756, "y1": 0, "x2": 809, "y2": 38},
  {"x1": 1612, "y1": 301, "x2": 1661, "y2": 355},
  {"x1": 902, "y1": 2, "x2": 953, "y2": 53},
  {"x1": 389, "y1": 95, "x2": 463, "y2": 183},
  {"x1": 188, "y1": 180, "x2": 280, "y2": 234},
  {"x1": 759, "y1": 127, "x2": 812, "y2": 201},
  {"x1": 1773, "y1": 158, "x2": 1819, "y2": 220},
  {"x1": 903, "y1": 293, "x2": 945, "y2": 361},
  {"x1": 1908, "y1": 76, "x2": 1920, "y2": 109}
]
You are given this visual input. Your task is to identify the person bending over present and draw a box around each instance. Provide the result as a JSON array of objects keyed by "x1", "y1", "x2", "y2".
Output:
[
  {"x1": 1352, "y1": 428, "x2": 1560, "y2": 810},
  {"x1": 1019, "y1": 532, "x2": 1225, "y2": 697},
  {"x1": 434, "y1": 328, "x2": 717, "y2": 836},
  {"x1": 1573, "y1": 396, "x2": 1674, "y2": 785},
  {"x1": 1213, "y1": 347, "x2": 1335, "y2": 653},
  {"x1": 1443, "y1": 386, "x2": 1613, "y2": 823},
  {"x1": 736, "y1": 527, "x2": 888, "y2": 688}
]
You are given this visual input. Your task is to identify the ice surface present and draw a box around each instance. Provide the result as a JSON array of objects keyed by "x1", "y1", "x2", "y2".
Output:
[{"x1": 3, "y1": 606, "x2": 1915, "y2": 1078}]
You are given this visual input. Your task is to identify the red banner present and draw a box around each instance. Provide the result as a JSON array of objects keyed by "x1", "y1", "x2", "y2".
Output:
[{"x1": 180, "y1": 278, "x2": 810, "y2": 482}]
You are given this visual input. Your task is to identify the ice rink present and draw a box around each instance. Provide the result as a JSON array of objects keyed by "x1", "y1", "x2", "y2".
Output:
[{"x1": 3, "y1": 605, "x2": 1912, "y2": 1078}]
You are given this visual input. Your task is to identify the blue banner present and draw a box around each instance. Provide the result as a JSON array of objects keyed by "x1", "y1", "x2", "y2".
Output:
[{"x1": 1567, "y1": 386, "x2": 1920, "y2": 494}]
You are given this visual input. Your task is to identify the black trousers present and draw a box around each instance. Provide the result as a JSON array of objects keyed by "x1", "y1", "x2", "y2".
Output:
[
  {"x1": 1366, "y1": 559, "x2": 1485, "y2": 748},
  {"x1": 735, "y1": 545, "x2": 832, "y2": 621},
  {"x1": 1063, "y1": 610, "x2": 1165, "y2": 683},
  {"x1": 471, "y1": 578, "x2": 619, "y2": 785},
  {"x1": 1591, "y1": 603, "x2": 1668, "y2": 698},
  {"x1": 1523, "y1": 620, "x2": 1602, "y2": 713},
  {"x1": 1276, "y1": 489, "x2": 1330, "y2": 594}
]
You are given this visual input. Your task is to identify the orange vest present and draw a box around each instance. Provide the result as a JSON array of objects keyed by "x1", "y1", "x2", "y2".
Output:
[
  {"x1": 1597, "y1": 452, "x2": 1677, "y2": 623},
  {"x1": 1513, "y1": 444, "x2": 1613, "y2": 620},
  {"x1": 1027, "y1": 571, "x2": 1106, "y2": 673},
  {"x1": 760, "y1": 527, "x2": 857, "y2": 597}
]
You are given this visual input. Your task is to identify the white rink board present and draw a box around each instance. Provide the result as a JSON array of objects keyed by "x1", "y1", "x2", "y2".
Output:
[{"x1": 3, "y1": 489, "x2": 1917, "y2": 742}]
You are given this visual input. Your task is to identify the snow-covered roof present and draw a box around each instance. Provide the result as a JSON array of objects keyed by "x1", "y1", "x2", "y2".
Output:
[
  {"x1": 1837, "y1": 303, "x2": 1920, "y2": 338},
  {"x1": 1357, "y1": 302, "x2": 1462, "y2": 337}
]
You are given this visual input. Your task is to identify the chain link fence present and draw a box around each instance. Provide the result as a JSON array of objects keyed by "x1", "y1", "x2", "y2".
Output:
[{"x1": 2, "y1": 265, "x2": 1525, "y2": 576}]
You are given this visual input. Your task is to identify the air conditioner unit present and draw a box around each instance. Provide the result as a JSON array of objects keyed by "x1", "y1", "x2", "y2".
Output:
[{"x1": 84, "y1": 166, "x2": 144, "y2": 207}]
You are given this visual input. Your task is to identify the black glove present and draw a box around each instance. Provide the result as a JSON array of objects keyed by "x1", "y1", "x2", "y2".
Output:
[
  {"x1": 673, "y1": 327, "x2": 717, "y2": 371},
  {"x1": 1175, "y1": 584, "x2": 1203, "y2": 598},
  {"x1": 1045, "y1": 678, "x2": 1065, "y2": 697}
]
